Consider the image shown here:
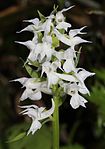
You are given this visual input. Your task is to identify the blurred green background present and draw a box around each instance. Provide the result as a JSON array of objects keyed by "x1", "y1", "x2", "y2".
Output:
[{"x1": 0, "y1": 0, "x2": 105, "y2": 149}]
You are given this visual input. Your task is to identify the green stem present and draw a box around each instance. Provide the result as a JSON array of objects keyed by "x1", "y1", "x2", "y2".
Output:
[{"x1": 52, "y1": 96, "x2": 59, "y2": 149}]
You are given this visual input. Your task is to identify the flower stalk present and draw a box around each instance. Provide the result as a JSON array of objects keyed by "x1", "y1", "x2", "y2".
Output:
[{"x1": 52, "y1": 96, "x2": 59, "y2": 149}]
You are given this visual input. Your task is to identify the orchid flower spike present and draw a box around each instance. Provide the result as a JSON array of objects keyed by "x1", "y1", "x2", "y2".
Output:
[{"x1": 13, "y1": 5, "x2": 95, "y2": 137}]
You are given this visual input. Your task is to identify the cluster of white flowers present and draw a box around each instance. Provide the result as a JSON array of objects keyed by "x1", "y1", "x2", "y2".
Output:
[{"x1": 13, "y1": 6, "x2": 95, "y2": 135}]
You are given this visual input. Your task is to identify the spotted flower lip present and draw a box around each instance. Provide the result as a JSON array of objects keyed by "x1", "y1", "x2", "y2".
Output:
[{"x1": 20, "y1": 98, "x2": 55, "y2": 135}]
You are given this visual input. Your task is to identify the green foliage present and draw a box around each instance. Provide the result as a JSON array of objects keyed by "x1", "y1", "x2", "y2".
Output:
[
  {"x1": 6, "y1": 132, "x2": 26, "y2": 143},
  {"x1": 7, "y1": 123, "x2": 51, "y2": 149}
]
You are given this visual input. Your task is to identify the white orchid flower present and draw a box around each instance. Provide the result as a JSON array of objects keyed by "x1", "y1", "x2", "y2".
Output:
[
  {"x1": 42, "y1": 61, "x2": 77, "y2": 88},
  {"x1": 55, "y1": 6, "x2": 74, "y2": 31},
  {"x1": 55, "y1": 6, "x2": 74, "y2": 23},
  {"x1": 41, "y1": 61, "x2": 60, "y2": 88},
  {"x1": 54, "y1": 29, "x2": 89, "y2": 48},
  {"x1": 56, "y1": 22, "x2": 71, "y2": 31},
  {"x1": 42, "y1": 15, "x2": 54, "y2": 35},
  {"x1": 17, "y1": 19, "x2": 44, "y2": 34},
  {"x1": 62, "y1": 82, "x2": 87, "y2": 109},
  {"x1": 28, "y1": 42, "x2": 55, "y2": 63},
  {"x1": 20, "y1": 98, "x2": 55, "y2": 135},
  {"x1": 75, "y1": 68, "x2": 95, "y2": 95},
  {"x1": 54, "y1": 47, "x2": 76, "y2": 73},
  {"x1": 42, "y1": 15, "x2": 54, "y2": 44},
  {"x1": 12, "y1": 77, "x2": 52, "y2": 101}
]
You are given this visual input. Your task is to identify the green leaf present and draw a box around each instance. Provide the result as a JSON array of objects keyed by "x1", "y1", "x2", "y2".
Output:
[
  {"x1": 6, "y1": 132, "x2": 26, "y2": 143},
  {"x1": 24, "y1": 64, "x2": 39, "y2": 78},
  {"x1": 52, "y1": 34, "x2": 59, "y2": 48},
  {"x1": 37, "y1": 10, "x2": 46, "y2": 22}
]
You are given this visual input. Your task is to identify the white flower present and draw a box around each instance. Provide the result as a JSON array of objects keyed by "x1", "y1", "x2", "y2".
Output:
[
  {"x1": 54, "y1": 29, "x2": 89, "y2": 48},
  {"x1": 62, "y1": 82, "x2": 88, "y2": 109},
  {"x1": 28, "y1": 42, "x2": 55, "y2": 63},
  {"x1": 75, "y1": 68, "x2": 95, "y2": 95},
  {"x1": 17, "y1": 18, "x2": 44, "y2": 34},
  {"x1": 56, "y1": 22, "x2": 71, "y2": 31},
  {"x1": 59, "y1": 68, "x2": 95, "y2": 109},
  {"x1": 41, "y1": 61, "x2": 77, "y2": 88},
  {"x1": 41, "y1": 61, "x2": 60, "y2": 88},
  {"x1": 55, "y1": 6, "x2": 74, "y2": 23},
  {"x1": 12, "y1": 77, "x2": 52, "y2": 101},
  {"x1": 54, "y1": 47, "x2": 76, "y2": 73},
  {"x1": 42, "y1": 15, "x2": 54, "y2": 35},
  {"x1": 20, "y1": 98, "x2": 55, "y2": 135},
  {"x1": 55, "y1": 6, "x2": 74, "y2": 31}
]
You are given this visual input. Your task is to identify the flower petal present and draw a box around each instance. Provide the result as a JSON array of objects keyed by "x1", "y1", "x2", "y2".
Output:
[
  {"x1": 40, "y1": 98, "x2": 55, "y2": 120},
  {"x1": 78, "y1": 81, "x2": 90, "y2": 95},
  {"x1": 47, "y1": 72, "x2": 59, "y2": 88},
  {"x1": 69, "y1": 26, "x2": 87, "y2": 37},
  {"x1": 77, "y1": 68, "x2": 95, "y2": 81},
  {"x1": 63, "y1": 59, "x2": 75, "y2": 73},
  {"x1": 55, "y1": 72, "x2": 77, "y2": 82},
  {"x1": 70, "y1": 93, "x2": 87, "y2": 109},
  {"x1": 27, "y1": 119, "x2": 42, "y2": 135},
  {"x1": 16, "y1": 25, "x2": 35, "y2": 33},
  {"x1": 12, "y1": 77, "x2": 28, "y2": 85},
  {"x1": 23, "y1": 18, "x2": 40, "y2": 25},
  {"x1": 56, "y1": 22, "x2": 71, "y2": 31},
  {"x1": 15, "y1": 40, "x2": 35, "y2": 51},
  {"x1": 20, "y1": 88, "x2": 33, "y2": 101},
  {"x1": 29, "y1": 90, "x2": 42, "y2": 100},
  {"x1": 61, "y1": 6, "x2": 75, "y2": 13}
]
